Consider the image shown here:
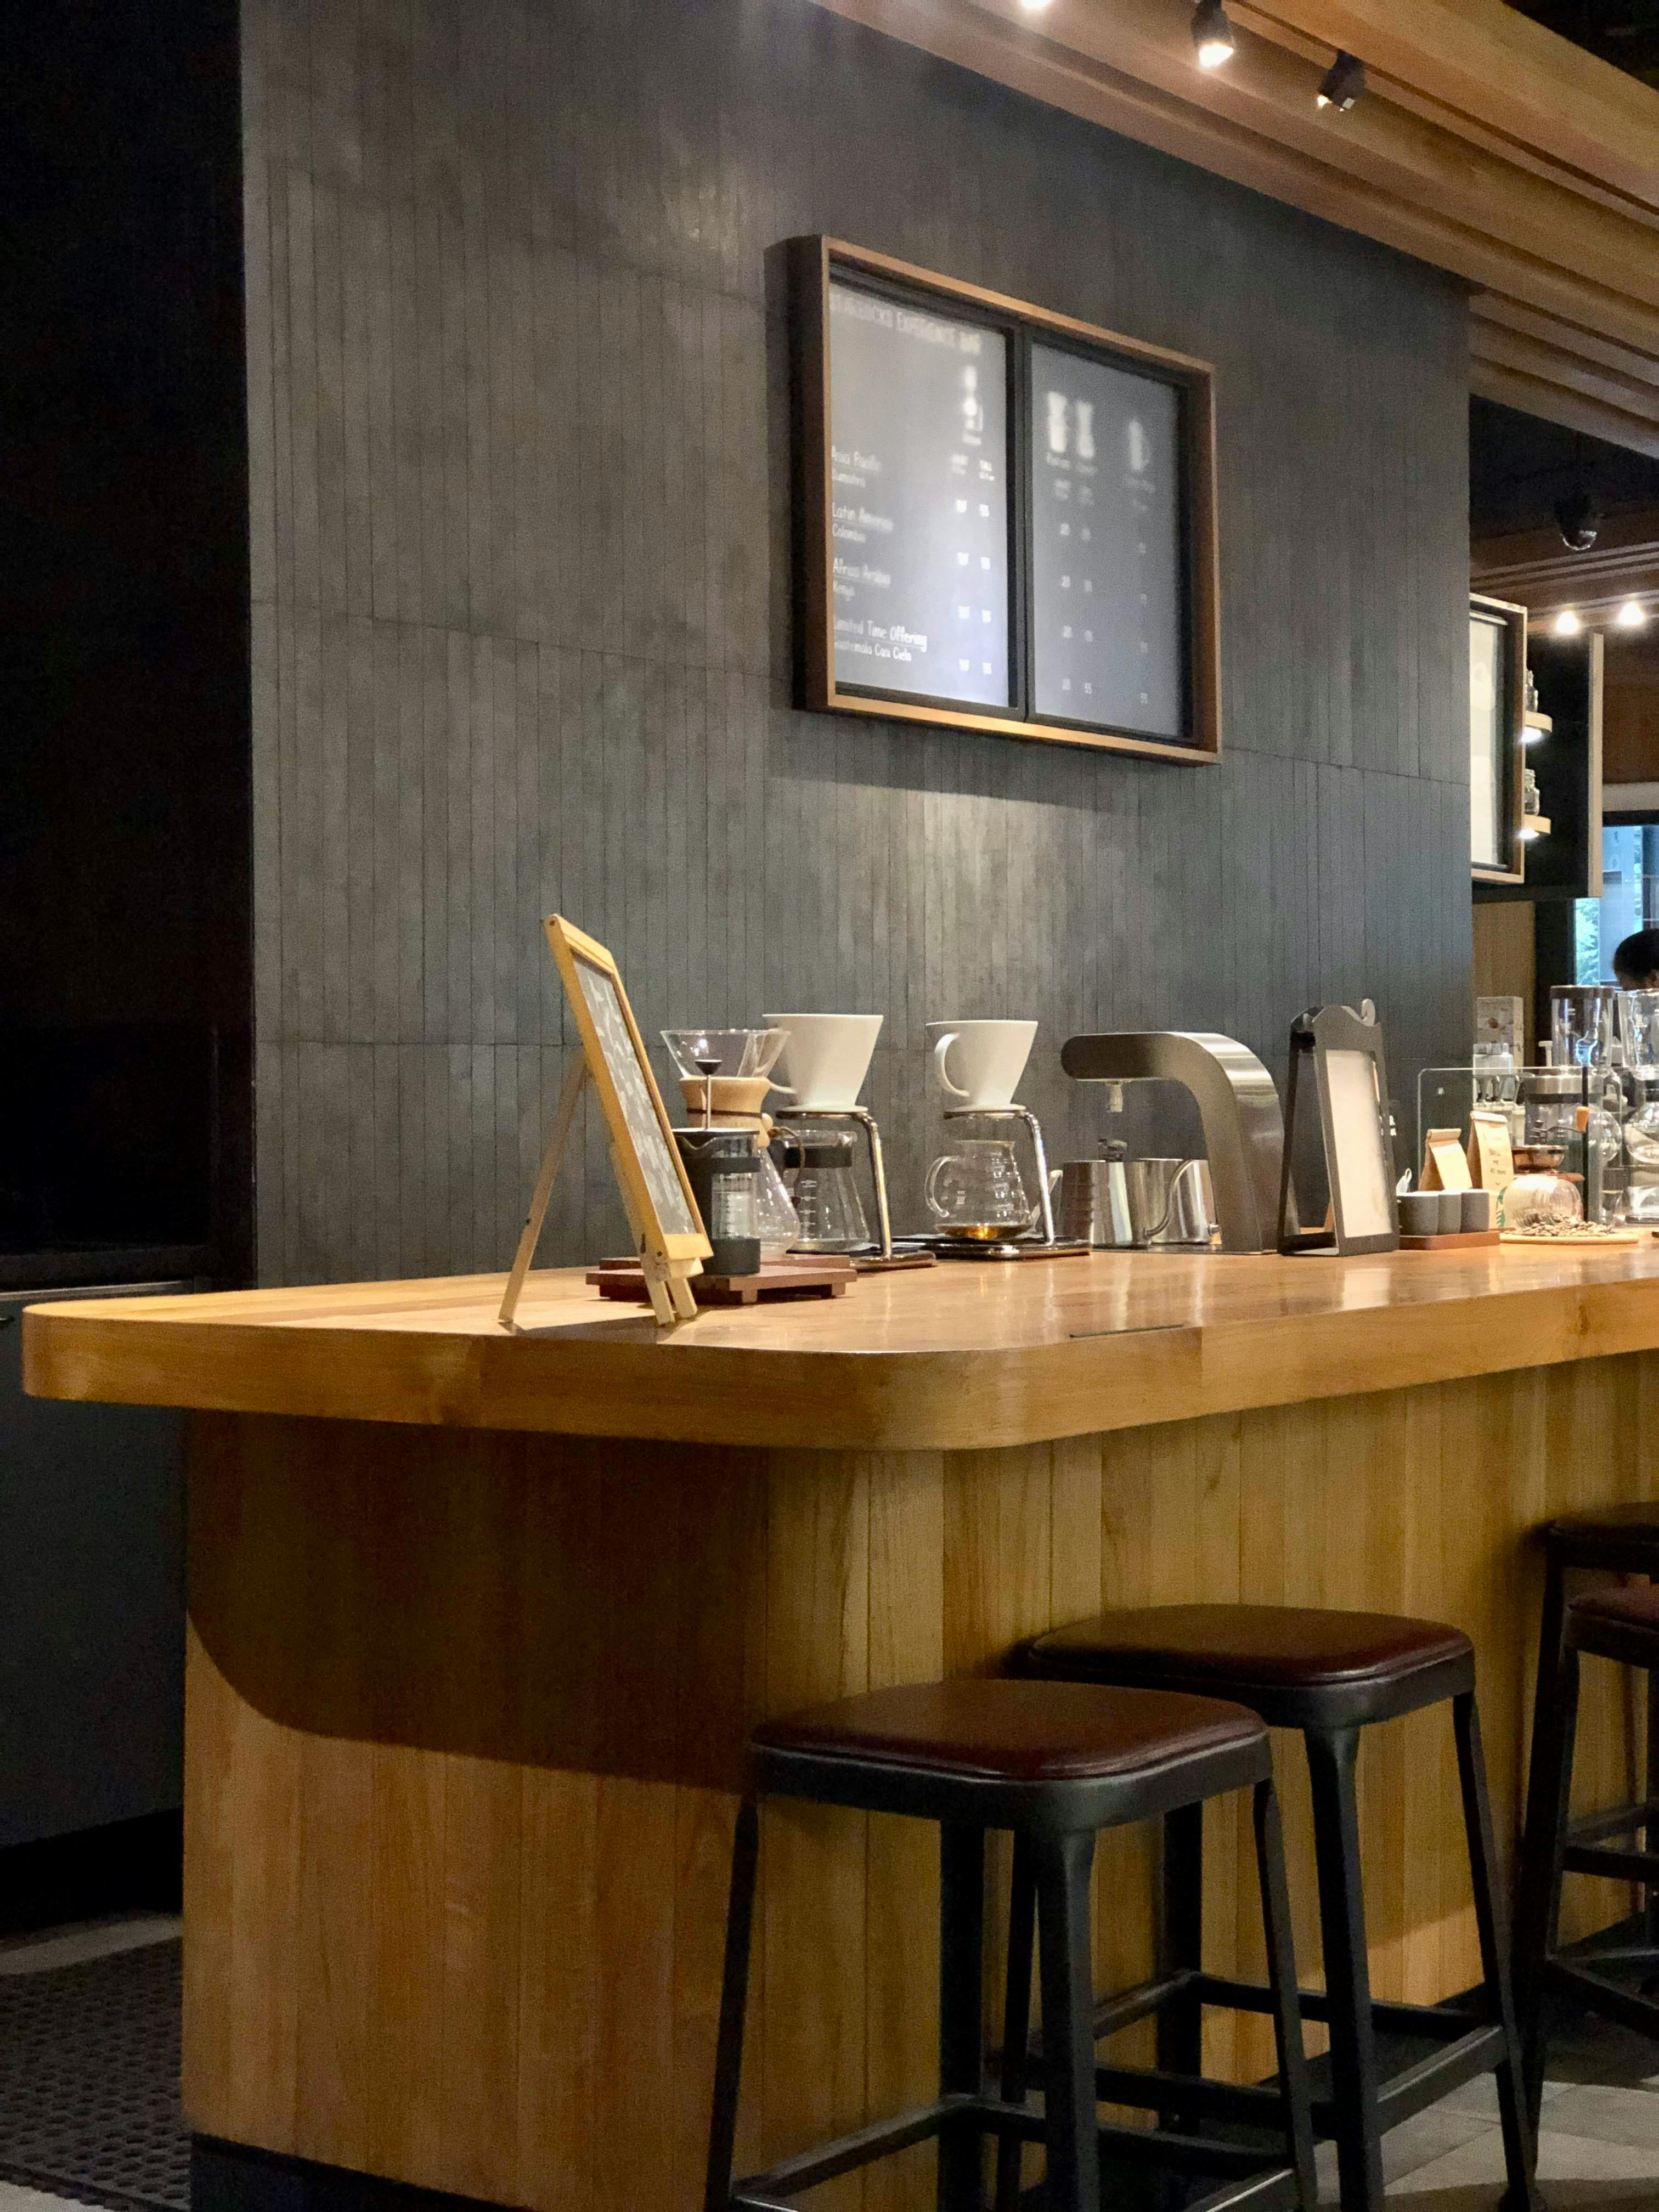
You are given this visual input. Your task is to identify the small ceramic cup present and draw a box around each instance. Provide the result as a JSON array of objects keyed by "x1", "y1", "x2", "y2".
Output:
[
  {"x1": 1460, "y1": 1189, "x2": 1493, "y2": 1233},
  {"x1": 1398, "y1": 1191, "x2": 1439, "y2": 1237},
  {"x1": 1437, "y1": 1190, "x2": 1465, "y2": 1234}
]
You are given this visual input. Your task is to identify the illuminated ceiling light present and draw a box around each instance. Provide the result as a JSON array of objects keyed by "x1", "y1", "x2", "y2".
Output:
[
  {"x1": 1553, "y1": 608, "x2": 1582, "y2": 636},
  {"x1": 1316, "y1": 51, "x2": 1365, "y2": 110},
  {"x1": 1192, "y1": 0, "x2": 1235, "y2": 67},
  {"x1": 1616, "y1": 600, "x2": 1648, "y2": 628},
  {"x1": 1017, "y1": 0, "x2": 1052, "y2": 10},
  {"x1": 1521, "y1": 825, "x2": 1542, "y2": 841}
]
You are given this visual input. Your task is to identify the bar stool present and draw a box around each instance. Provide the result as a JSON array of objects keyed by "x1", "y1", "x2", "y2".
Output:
[
  {"x1": 1514, "y1": 1581, "x2": 1659, "y2": 2121},
  {"x1": 1018, "y1": 1605, "x2": 1540, "y2": 2212},
  {"x1": 704, "y1": 1677, "x2": 1318, "y2": 2212},
  {"x1": 1517, "y1": 1505, "x2": 1659, "y2": 1966}
]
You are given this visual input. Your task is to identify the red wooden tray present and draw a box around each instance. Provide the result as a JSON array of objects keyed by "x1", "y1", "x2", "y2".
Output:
[{"x1": 587, "y1": 1255, "x2": 854, "y2": 1306}]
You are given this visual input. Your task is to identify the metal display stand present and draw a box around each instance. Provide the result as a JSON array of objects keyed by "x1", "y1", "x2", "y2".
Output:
[{"x1": 774, "y1": 1104, "x2": 933, "y2": 1271}]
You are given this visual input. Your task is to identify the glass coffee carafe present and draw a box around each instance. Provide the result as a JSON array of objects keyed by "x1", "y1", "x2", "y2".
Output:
[
  {"x1": 923, "y1": 1139, "x2": 1037, "y2": 1240},
  {"x1": 781, "y1": 1126, "x2": 871, "y2": 1253}
]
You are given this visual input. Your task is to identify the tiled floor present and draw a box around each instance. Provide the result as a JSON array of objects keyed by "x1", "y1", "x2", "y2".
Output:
[{"x1": 3, "y1": 1918, "x2": 1659, "y2": 2208}]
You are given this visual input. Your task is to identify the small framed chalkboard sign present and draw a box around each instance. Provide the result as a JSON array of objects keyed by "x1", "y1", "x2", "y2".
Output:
[
  {"x1": 499, "y1": 917, "x2": 710, "y2": 1330},
  {"x1": 792, "y1": 235, "x2": 1221, "y2": 763}
]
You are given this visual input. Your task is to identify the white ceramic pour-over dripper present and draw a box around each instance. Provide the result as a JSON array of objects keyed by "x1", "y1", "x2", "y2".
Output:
[
  {"x1": 926, "y1": 1019, "x2": 1037, "y2": 1111},
  {"x1": 764, "y1": 1014, "x2": 883, "y2": 1112}
]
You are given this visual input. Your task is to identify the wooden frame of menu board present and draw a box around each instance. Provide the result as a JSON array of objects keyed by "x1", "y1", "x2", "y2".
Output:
[
  {"x1": 1469, "y1": 591, "x2": 1528, "y2": 887},
  {"x1": 792, "y1": 235, "x2": 1221, "y2": 763},
  {"x1": 498, "y1": 917, "x2": 710, "y2": 1331}
]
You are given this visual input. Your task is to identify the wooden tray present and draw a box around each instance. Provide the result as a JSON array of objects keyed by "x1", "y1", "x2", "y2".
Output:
[
  {"x1": 588, "y1": 1255, "x2": 855, "y2": 1306},
  {"x1": 1499, "y1": 1227, "x2": 1647, "y2": 1246},
  {"x1": 1398, "y1": 1230, "x2": 1501, "y2": 1251}
]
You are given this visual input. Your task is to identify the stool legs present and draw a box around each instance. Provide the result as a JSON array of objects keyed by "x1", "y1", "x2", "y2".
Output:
[
  {"x1": 1159, "y1": 1800, "x2": 1205, "y2": 2104},
  {"x1": 704, "y1": 1798, "x2": 760, "y2": 2212},
  {"x1": 938, "y1": 1824, "x2": 986, "y2": 2212},
  {"x1": 992, "y1": 1846, "x2": 1035, "y2": 2212},
  {"x1": 1256, "y1": 1780, "x2": 1319, "y2": 2208},
  {"x1": 1516, "y1": 1644, "x2": 1583, "y2": 2135},
  {"x1": 1452, "y1": 1692, "x2": 1542, "y2": 2211},
  {"x1": 1033, "y1": 1829, "x2": 1103, "y2": 2212},
  {"x1": 1306, "y1": 1726, "x2": 1386, "y2": 2212}
]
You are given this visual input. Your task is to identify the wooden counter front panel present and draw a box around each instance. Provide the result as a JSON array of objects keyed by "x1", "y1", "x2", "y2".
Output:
[{"x1": 183, "y1": 1359, "x2": 1657, "y2": 2211}]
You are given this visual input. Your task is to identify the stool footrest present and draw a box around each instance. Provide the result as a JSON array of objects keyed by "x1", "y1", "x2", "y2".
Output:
[
  {"x1": 729, "y1": 2093, "x2": 1305, "y2": 2209},
  {"x1": 1543, "y1": 1957, "x2": 1659, "y2": 2041},
  {"x1": 1309, "y1": 2025, "x2": 1506, "y2": 2135},
  {"x1": 1562, "y1": 1841, "x2": 1659, "y2": 1884},
  {"x1": 1566, "y1": 1797, "x2": 1659, "y2": 1846},
  {"x1": 1197, "y1": 1972, "x2": 1485, "y2": 2040},
  {"x1": 1093, "y1": 2062, "x2": 1287, "y2": 2129}
]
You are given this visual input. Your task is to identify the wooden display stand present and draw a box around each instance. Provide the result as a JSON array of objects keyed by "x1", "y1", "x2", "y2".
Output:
[{"x1": 499, "y1": 918, "x2": 712, "y2": 1331}]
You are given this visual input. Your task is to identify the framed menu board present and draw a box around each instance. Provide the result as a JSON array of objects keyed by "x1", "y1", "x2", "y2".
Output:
[{"x1": 793, "y1": 236, "x2": 1220, "y2": 763}]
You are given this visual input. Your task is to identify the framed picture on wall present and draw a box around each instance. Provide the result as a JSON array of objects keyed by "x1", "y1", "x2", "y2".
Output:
[
  {"x1": 791, "y1": 236, "x2": 1221, "y2": 764},
  {"x1": 1470, "y1": 592, "x2": 1527, "y2": 885}
]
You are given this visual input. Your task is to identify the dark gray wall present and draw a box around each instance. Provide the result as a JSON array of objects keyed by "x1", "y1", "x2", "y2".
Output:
[{"x1": 244, "y1": 0, "x2": 1471, "y2": 1283}]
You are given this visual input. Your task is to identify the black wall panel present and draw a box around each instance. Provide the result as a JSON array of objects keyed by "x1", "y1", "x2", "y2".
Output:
[{"x1": 243, "y1": 0, "x2": 1472, "y2": 1280}]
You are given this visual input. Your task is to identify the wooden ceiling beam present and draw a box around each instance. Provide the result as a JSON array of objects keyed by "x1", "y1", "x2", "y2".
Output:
[
  {"x1": 1468, "y1": 353, "x2": 1659, "y2": 462},
  {"x1": 806, "y1": 0, "x2": 1659, "y2": 452},
  {"x1": 1243, "y1": 0, "x2": 1659, "y2": 213}
]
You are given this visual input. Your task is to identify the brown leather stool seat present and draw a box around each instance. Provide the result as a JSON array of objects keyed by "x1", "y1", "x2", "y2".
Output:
[
  {"x1": 1022, "y1": 1603, "x2": 1473, "y2": 1731},
  {"x1": 1543, "y1": 1502, "x2": 1659, "y2": 1571},
  {"x1": 1567, "y1": 1582, "x2": 1659, "y2": 1668},
  {"x1": 752, "y1": 1677, "x2": 1269, "y2": 1828},
  {"x1": 706, "y1": 1676, "x2": 1318, "y2": 2212},
  {"x1": 1515, "y1": 1579, "x2": 1659, "y2": 2124},
  {"x1": 1017, "y1": 1603, "x2": 1538, "y2": 2212}
]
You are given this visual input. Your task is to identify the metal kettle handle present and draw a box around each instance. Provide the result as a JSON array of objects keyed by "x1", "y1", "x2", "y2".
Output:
[{"x1": 1146, "y1": 1157, "x2": 1204, "y2": 1242}]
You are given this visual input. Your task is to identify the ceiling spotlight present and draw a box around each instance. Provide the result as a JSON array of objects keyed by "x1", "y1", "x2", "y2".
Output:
[
  {"x1": 1617, "y1": 600, "x2": 1648, "y2": 629},
  {"x1": 1192, "y1": 0, "x2": 1235, "y2": 67},
  {"x1": 1316, "y1": 50, "x2": 1365, "y2": 110},
  {"x1": 1555, "y1": 489, "x2": 1600, "y2": 552},
  {"x1": 1554, "y1": 608, "x2": 1582, "y2": 636}
]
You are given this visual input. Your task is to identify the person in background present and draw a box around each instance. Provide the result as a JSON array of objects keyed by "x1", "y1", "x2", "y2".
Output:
[{"x1": 1614, "y1": 930, "x2": 1659, "y2": 989}]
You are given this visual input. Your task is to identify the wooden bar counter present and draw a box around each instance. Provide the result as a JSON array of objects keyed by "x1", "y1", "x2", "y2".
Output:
[{"x1": 25, "y1": 1246, "x2": 1659, "y2": 2211}]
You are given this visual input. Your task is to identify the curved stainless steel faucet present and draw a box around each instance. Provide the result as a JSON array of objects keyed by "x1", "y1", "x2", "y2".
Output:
[{"x1": 1059, "y1": 1031, "x2": 1286, "y2": 1254}]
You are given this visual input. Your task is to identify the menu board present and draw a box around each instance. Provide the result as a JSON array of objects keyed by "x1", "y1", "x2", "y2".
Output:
[
  {"x1": 1029, "y1": 342, "x2": 1183, "y2": 738},
  {"x1": 826, "y1": 278, "x2": 1011, "y2": 710}
]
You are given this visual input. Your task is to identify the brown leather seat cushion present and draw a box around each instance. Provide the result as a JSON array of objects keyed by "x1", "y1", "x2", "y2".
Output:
[
  {"x1": 1567, "y1": 1583, "x2": 1659, "y2": 1665},
  {"x1": 753, "y1": 1678, "x2": 1263, "y2": 1784},
  {"x1": 1024, "y1": 1605, "x2": 1471, "y2": 1691}
]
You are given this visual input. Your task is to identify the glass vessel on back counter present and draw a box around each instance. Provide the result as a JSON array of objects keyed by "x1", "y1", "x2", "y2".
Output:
[{"x1": 1623, "y1": 991, "x2": 1659, "y2": 1221}]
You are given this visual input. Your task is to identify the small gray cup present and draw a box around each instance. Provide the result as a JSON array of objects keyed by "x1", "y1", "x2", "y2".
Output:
[
  {"x1": 1438, "y1": 1190, "x2": 1464, "y2": 1233},
  {"x1": 1398, "y1": 1192, "x2": 1439, "y2": 1237},
  {"x1": 1460, "y1": 1189, "x2": 1492, "y2": 1233}
]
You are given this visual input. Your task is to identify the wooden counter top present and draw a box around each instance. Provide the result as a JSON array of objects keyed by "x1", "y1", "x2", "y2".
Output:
[{"x1": 26, "y1": 1241, "x2": 1659, "y2": 1449}]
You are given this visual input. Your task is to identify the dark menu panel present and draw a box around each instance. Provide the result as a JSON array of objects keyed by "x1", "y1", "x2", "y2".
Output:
[
  {"x1": 1029, "y1": 342, "x2": 1183, "y2": 740},
  {"x1": 827, "y1": 278, "x2": 1011, "y2": 710}
]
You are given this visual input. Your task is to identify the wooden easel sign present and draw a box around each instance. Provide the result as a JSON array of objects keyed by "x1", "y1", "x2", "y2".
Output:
[{"x1": 499, "y1": 917, "x2": 710, "y2": 1330}]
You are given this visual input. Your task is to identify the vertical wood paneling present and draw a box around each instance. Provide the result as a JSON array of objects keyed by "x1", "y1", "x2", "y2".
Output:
[
  {"x1": 187, "y1": 1358, "x2": 1659, "y2": 2208},
  {"x1": 244, "y1": 0, "x2": 1472, "y2": 1287}
]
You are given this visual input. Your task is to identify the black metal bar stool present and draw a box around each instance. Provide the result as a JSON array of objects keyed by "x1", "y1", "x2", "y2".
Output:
[
  {"x1": 1517, "y1": 1506, "x2": 1659, "y2": 1966},
  {"x1": 1514, "y1": 1581, "x2": 1659, "y2": 2124},
  {"x1": 704, "y1": 1677, "x2": 1318, "y2": 2212},
  {"x1": 1018, "y1": 1605, "x2": 1540, "y2": 2212}
]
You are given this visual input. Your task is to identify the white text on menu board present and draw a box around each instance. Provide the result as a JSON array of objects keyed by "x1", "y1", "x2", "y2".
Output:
[{"x1": 828, "y1": 287, "x2": 994, "y2": 677}]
